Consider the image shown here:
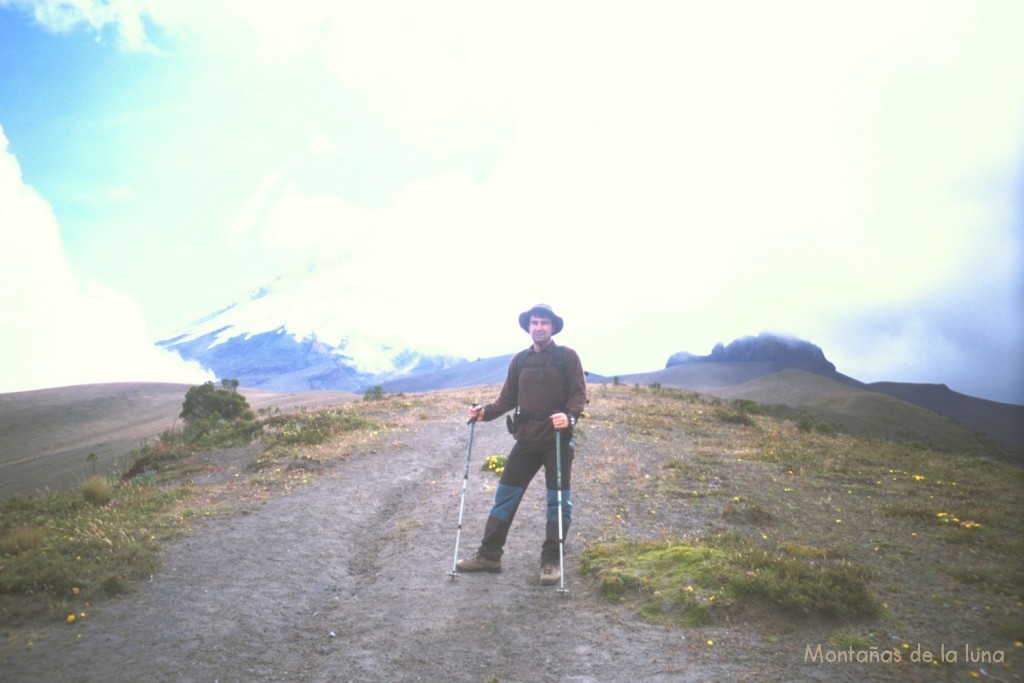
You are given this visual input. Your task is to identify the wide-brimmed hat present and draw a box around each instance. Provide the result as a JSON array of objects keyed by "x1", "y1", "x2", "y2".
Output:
[{"x1": 518, "y1": 304, "x2": 564, "y2": 334}]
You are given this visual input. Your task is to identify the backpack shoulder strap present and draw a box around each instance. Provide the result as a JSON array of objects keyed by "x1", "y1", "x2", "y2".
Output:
[
  {"x1": 516, "y1": 346, "x2": 569, "y2": 386},
  {"x1": 515, "y1": 347, "x2": 531, "y2": 376},
  {"x1": 553, "y1": 345, "x2": 569, "y2": 385}
]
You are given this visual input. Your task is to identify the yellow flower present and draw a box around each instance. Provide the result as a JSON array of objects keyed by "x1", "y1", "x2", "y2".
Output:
[
  {"x1": 66, "y1": 614, "x2": 76, "y2": 624},
  {"x1": 686, "y1": 586, "x2": 695, "y2": 592},
  {"x1": 707, "y1": 640, "x2": 714, "y2": 646}
]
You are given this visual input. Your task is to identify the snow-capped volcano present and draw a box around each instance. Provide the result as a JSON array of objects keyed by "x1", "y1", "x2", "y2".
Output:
[{"x1": 157, "y1": 268, "x2": 466, "y2": 392}]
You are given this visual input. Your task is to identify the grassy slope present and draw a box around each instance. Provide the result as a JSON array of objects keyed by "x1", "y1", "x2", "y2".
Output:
[
  {"x1": 574, "y1": 383, "x2": 1023, "y2": 677},
  {"x1": 702, "y1": 370, "x2": 1019, "y2": 460},
  {"x1": 0, "y1": 383, "x2": 356, "y2": 500},
  {"x1": 1, "y1": 383, "x2": 1022, "y2": 679}
]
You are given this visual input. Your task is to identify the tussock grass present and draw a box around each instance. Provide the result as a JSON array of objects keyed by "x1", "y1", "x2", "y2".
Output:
[
  {"x1": 80, "y1": 476, "x2": 112, "y2": 506},
  {"x1": 0, "y1": 524, "x2": 45, "y2": 555}
]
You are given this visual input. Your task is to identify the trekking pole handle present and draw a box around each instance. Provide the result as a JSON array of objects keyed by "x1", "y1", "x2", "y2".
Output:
[{"x1": 467, "y1": 403, "x2": 481, "y2": 425}]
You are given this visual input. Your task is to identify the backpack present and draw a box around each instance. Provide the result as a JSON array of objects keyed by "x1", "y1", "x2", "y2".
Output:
[
  {"x1": 506, "y1": 346, "x2": 571, "y2": 434},
  {"x1": 514, "y1": 345, "x2": 570, "y2": 388}
]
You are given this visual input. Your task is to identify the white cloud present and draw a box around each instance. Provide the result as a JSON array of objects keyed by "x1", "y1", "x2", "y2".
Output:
[
  {"x1": 4, "y1": 1, "x2": 1022, "y2": 402},
  {"x1": 0, "y1": 126, "x2": 213, "y2": 392},
  {"x1": 2, "y1": 0, "x2": 158, "y2": 50}
]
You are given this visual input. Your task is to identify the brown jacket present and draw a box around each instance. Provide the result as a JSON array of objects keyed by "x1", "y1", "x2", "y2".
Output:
[{"x1": 482, "y1": 342, "x2": 587, "y2": 443}]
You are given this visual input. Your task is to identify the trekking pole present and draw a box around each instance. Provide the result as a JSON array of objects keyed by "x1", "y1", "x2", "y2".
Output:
[
  {"x1": 449, "y1": 405, "x2": 479, "y2": 579},
  {"x1": 555, "y1": 428, "x2": 568, "y2": 594}
]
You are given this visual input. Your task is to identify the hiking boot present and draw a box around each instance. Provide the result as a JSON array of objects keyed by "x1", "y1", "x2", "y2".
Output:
[
  {"x1": 456, "y1": 553, "x2": 502, "y2": 573},
  {"x1": 540, "y1": 563, "x2": 560, "y2": 586}
]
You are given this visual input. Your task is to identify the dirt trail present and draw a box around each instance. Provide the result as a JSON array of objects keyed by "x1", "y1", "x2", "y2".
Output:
[{"x1": 2, "y1": 420, "x2": 870, "y2": 682}]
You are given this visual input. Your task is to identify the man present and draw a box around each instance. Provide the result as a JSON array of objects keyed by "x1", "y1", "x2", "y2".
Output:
[{"x1": 457, "y1": 303, "x2": 587, "y2": 586}]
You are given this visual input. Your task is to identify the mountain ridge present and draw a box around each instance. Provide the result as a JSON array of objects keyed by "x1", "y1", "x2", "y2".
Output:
[
  {"x1": 155, "y1": 284, "x2": 1021, "y2": 451},
  {"x1": 379, "y1": 353, "x2": 1023, "y2": 453}
]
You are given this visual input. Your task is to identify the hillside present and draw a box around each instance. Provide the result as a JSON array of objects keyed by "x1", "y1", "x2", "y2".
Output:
[
  {"x1": 700, "y1": 370, "x2": 1020, "y2": 459},
  {"x1": 868, "y1": 381, "x2": 1024, "y2": 450},
  {"x1": 375, "y1": 343, "x2": 1022, "y2": 452},
  {"x1": 0, "y1": 383, "x2": 355, "y2": 500},
  {"x1": 1, "y1": 385, "x2": 1021, "y2": 681},
  {"x1": 156, "y1": 315, "x2": 1022, "y2": 452},
  {"x1": 601, "y1": 364, "x2": 1023, "y2": 455}
]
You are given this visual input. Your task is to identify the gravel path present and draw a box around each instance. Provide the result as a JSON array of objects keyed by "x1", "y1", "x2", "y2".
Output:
[{"x1": 2, "y1": 419, "x2": 898, "y2": 682}]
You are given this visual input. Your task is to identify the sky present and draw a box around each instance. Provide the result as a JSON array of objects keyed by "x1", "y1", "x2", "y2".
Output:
[{"x1": 0, "y1": 1, "x2": 1022, "y2": 404}]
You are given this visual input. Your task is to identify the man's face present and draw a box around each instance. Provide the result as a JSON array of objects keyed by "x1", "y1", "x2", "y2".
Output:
[{"x1": 529, "y1": 315, "x2": 554, "y2": 346}]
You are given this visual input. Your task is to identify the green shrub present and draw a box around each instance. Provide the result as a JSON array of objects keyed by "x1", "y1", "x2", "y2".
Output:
[
  {"x1": 713, "y1": 399, "x2": 766, "y2": 425},
  {"x1": 179, "y1": 381, "x2": 251, "y2": 440},
  {"x1": 814, "y1": 421, "x2": 837, "y2": 435}
]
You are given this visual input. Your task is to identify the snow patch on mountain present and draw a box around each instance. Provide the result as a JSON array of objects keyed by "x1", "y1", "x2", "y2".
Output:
[{"x1": 157, "y1": 268, "x2": 467, "y2": 390}]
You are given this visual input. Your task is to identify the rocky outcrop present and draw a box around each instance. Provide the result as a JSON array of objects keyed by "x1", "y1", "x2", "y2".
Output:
[{"x1": 667, "y1": 333, "x2": 837, "y2": 374}]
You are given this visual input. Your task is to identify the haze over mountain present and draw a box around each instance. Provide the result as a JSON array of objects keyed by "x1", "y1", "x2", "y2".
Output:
[
  {"x1": 157, "y1": 269, "x2": 465, "y2": 393},
  {"x1": 157, "y1": 282, "x2": 1023, "y2": 454}
]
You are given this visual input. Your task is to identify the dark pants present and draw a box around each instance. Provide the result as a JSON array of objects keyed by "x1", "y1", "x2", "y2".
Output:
[{"x1": 477, "y1": 433, "x2": 573, "y2": 564}]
